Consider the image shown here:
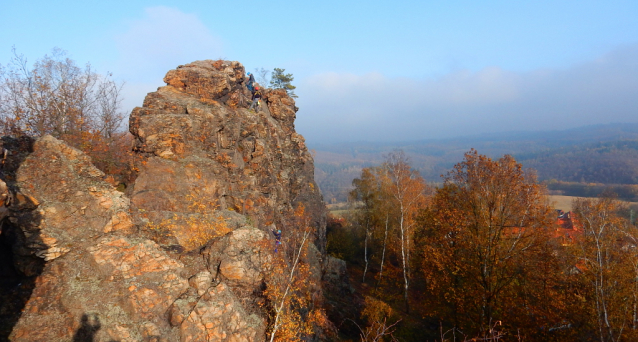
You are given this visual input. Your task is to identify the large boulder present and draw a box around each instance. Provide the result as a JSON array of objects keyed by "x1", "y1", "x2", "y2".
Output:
[
  {"x1": 2, "y1": 60, "x2": 335, "y2": 341},
  {"x1": 10, "y1": 235, "x2": 189, "y2": 342},
  {"x1": 12, "y1": 135, "x2": 133, "y2": 262},
  {"x1": 1, "y1": 136, "x2": 189, "y2": 341},
  {"x1": 128, "y1": 60, "x2": 326, "y2": 254},
  {"x1": 170, "y1": 282, "x2": 266, "y2": 342},
  {"x1": 204, "y1": 227, "x2": 270, "y2": 289}
]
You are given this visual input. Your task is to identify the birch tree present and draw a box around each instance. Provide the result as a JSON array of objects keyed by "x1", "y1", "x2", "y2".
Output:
[
  {"x1": 350, "y1": 152, "x2": 428, "y2": 309},
  {"x1": 351, "y1": 168, "x2": 381, "y2": 283},
  {"x1": 265, "y1": 204, "x2": 327, "y2": 341},
  {"x1": 573, "y1": 195, "x2": 638, "y2": 342},
  {"x1": 382, "y1": 151, "x2": 427, "y2": 312}
]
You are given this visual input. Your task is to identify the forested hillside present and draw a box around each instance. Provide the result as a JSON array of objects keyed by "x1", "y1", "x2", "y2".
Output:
[
  {"x1": 313, "y1": 124, "x2": 638, "y2": 202},
  {"x1": 515, "y1": 140, "x2": 638, "y2": 184}
]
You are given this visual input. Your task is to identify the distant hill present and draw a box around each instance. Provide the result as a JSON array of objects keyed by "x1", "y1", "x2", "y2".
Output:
[
  {"x1": 311, "y1": 123, "x2": 638, "y2": 202},
  {"x1": 515, "y1": 140, "x2": 638, "y2": 184}
]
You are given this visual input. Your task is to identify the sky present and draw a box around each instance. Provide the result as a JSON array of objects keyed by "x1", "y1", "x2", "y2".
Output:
[{"x1": 1, "y1": 0, "x2": 637, "y2": 144}]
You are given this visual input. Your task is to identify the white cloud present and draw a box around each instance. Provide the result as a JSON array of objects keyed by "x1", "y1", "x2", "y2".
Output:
[
  {"x1": 115, "y1": 6, "x2": 223, "y2": 82},
  {"x1": 113, "y1": 6, "x2": 223, "y2": 121},
  {"x1": 295, "y1": 44, "x2": 638, "y2": 143}
]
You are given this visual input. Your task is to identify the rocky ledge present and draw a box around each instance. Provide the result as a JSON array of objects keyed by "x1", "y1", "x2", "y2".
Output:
[{"x1": 0, "y1": 60, "x2": 351, "y2": 341}]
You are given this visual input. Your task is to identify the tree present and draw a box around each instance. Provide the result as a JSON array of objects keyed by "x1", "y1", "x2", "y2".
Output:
[
  {"x1": 254, "y1": 67, "x2": 271, "y2": 87},
  {"x1": 572, "y1": 195, "x2": 638, "y2": 342},
  {"x1": 270, "y1": 68, "x2": 297, "y2": 98},
  {"x1": 0, "y1": 47, "x2": 124, "y2": 139},
  {"x1": 349, "y1": 296, "x2": 401, "y2": 342},
  {"x1": 350, "y1": 167, "x2": 381, "y2": 283},
  {"x1": 350, "y1": 166, "x2": 392, "y2": 284},
  {"x1": 264, "y1": 204, "x2": 328, "y2": 341},
  {"x1": 419, "y1": 149, "x2": 559, "y2": 336},
  {"x1": 382, "y1": 151, "x2": 427, "y2": 312},
  {"x1": 349, "y1": 151, "x2": 428, "y2": 311},
  {"x1": 0, "y1": 48, "x2": 132, "y2": 184}
]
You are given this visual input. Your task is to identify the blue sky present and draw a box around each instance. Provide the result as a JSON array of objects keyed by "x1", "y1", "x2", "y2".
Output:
[{"x1": 2, "y1": 0, "x2": 638, "y2": 143}]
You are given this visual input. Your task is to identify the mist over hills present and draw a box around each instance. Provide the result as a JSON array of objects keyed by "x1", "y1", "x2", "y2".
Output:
[{"x1": 311, "y1": 123, "x2": 638, "y2": 202}]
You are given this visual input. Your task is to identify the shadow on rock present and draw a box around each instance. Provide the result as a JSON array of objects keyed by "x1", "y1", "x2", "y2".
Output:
[
  {"x1": 72, "y1": 313, "x2": 102, "y2": 342},
  {"x1": 0, "y1": 136, "x2": 44, "y2": 340}
]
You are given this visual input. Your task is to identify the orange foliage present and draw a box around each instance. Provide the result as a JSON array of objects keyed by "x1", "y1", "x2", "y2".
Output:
[
  {"x1": 570, "y1": 196, "x2": 638, "y2": 341},
  {"x1": 1, "y1": 48, "x2": 133, "y2": 186},
  {"x1": 263, "y1": 204, "x2": 331, "y2": 341},
  {"x1": 418, "y1": 150, "x2": 567, "y2": 338}
]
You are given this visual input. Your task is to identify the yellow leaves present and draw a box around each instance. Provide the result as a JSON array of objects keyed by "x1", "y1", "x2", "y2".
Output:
[
  {"x1": 294, "y1": 203, "x2": 306, "y2": 218},
  {"x1": 570, "y1": 195, "x2": 638, "y2": 339},
  {"x1": 146, "y1": 193, "x2": 231, "y2": 251},
  {"x1": 263, "y1": 203, "x2": 322, "y2": 341}
]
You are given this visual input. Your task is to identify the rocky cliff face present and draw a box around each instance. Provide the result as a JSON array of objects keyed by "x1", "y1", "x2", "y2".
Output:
[
  {"x1": 129, "y1": 60, "x2": 325, "y2": 252},
  {"x1": 0, "y1": 60, "x2": 339, "y2": 341}
]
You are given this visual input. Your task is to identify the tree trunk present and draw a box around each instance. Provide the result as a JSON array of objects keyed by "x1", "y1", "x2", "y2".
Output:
[
  {"x1": 378, "y1": 214, "x2": 389, "y2": 285},
  {"x1": 399, "y1": 207, "x2": 409, "y2": 313},
  {"x1": 362, "y1": 222, "x2": 369, "y2": 283}
]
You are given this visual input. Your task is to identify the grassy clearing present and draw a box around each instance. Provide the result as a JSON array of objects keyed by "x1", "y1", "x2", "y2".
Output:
[
  {"x1": 548, "y1": 195, "x2": 638, "y2": 212},
  {"x1": 548, "y1": 195, "x2": 576, "y2": 212},
  {"x1": 329, "y1": 209, "x2": 349, "y2": 218}
]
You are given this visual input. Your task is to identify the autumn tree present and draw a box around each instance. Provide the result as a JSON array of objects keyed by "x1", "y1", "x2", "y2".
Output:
[
  {"x1": 0, "y1": 47, "x2": 124, "y2": 138},
  {"x1": 418, "y1": 149, "x2": 561, "y2": 337},
  {"x1": 349, "y1": 151, "x2": 428, "y2": 311},
  {"x1": 382, "y1": 151, "x2": 427, "y2": 312},
  {"x1": 350, "y1": 296, "x2": 401, "y2": 342},
  {"x1": 350, "y1": 166, "x2": 395, "y2": 285},
  {"x1": 572, "y1": 195, "x2": 638, "y2": 342},
  {"x1": 0, "y1": 48, "x2": 132, "y2": 184},
  {"x1": 264, "y1": 204, "x2": 329, "y2": 341},
  {"x1": 350, "y1": 167, "x2": 382, "y2": 283}
]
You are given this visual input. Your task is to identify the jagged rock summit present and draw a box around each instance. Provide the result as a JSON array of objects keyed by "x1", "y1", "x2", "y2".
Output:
[
  {"x1": 0, "y1": 60, "x2": 341, "y2": 341},
  {"x1": 129, "y1": 60, "x2": 325, "y2": 252}
]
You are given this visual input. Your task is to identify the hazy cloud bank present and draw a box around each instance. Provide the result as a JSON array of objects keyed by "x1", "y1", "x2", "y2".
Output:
[
  {"x1": 296, "y1": 44, "x2": 638, "y2": 144},
  {"x1": 115, "y1": 6, "x2": 223, "y2": 111},
  {"x1": 115, "y1": 6, "x2": 222, "y2": 80}
]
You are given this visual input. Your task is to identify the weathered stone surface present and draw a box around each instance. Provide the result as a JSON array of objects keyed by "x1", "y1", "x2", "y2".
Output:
[
  {"x1": 129, "y1": 60, "x2": 326, "y2": 255},
  {"x1": 322, "y1": 256, "x2": 360, "y2": 335},
  {"x1": 204, "y1": 227, "x2": 270, "y2": 288},
  {"x1": 0, "y1": 136, "x2": 187, "y2": 341},
  {"x1": 323, "y1": 256, "x2": 354, "y2": 296},
  {"x1": 163, "y1": 60, "x2": 246, "y2": 102},
  {"x1": 2, "y1": 60, "x2": 336, "y2": 341},
  {"x1": 0, "y1": 179, "x2": 9, "y2": 223},
  {"x1": 173, "y1": 282, "x2": 265, "y2": 342},
  {"x1": 12, "y1": 135, "x2": 133, "y2": 263},
  {"x1": 10, "y1": 235, "x2": 189, "y2": 341}
]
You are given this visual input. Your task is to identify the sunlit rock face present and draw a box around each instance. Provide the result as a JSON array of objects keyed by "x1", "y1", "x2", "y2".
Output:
[
  {"x1": 129, "y1": 60, "x2": 326, "y2": 253},
  {"x1": 2, "y1": 60, "x2": 334, "y2": 341}
]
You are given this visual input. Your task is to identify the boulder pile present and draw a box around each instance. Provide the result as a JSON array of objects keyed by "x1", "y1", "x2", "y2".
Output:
[{"x1": 0, "y1": 60, "x2": 346, "y2": 341}]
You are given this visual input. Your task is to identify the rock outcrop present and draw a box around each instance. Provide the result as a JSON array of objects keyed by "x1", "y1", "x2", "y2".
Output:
[
  {"x1": 0, "y1": 60, "x2": 335, "y2": 341},
  {"x1": 129, "y1": 60, "x2": 325, "y2": 253}
]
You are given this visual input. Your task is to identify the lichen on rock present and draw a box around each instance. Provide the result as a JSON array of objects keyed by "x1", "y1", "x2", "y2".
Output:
[{"x1": 1, "y1": 60, "x2": 339, "y2": 341}]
